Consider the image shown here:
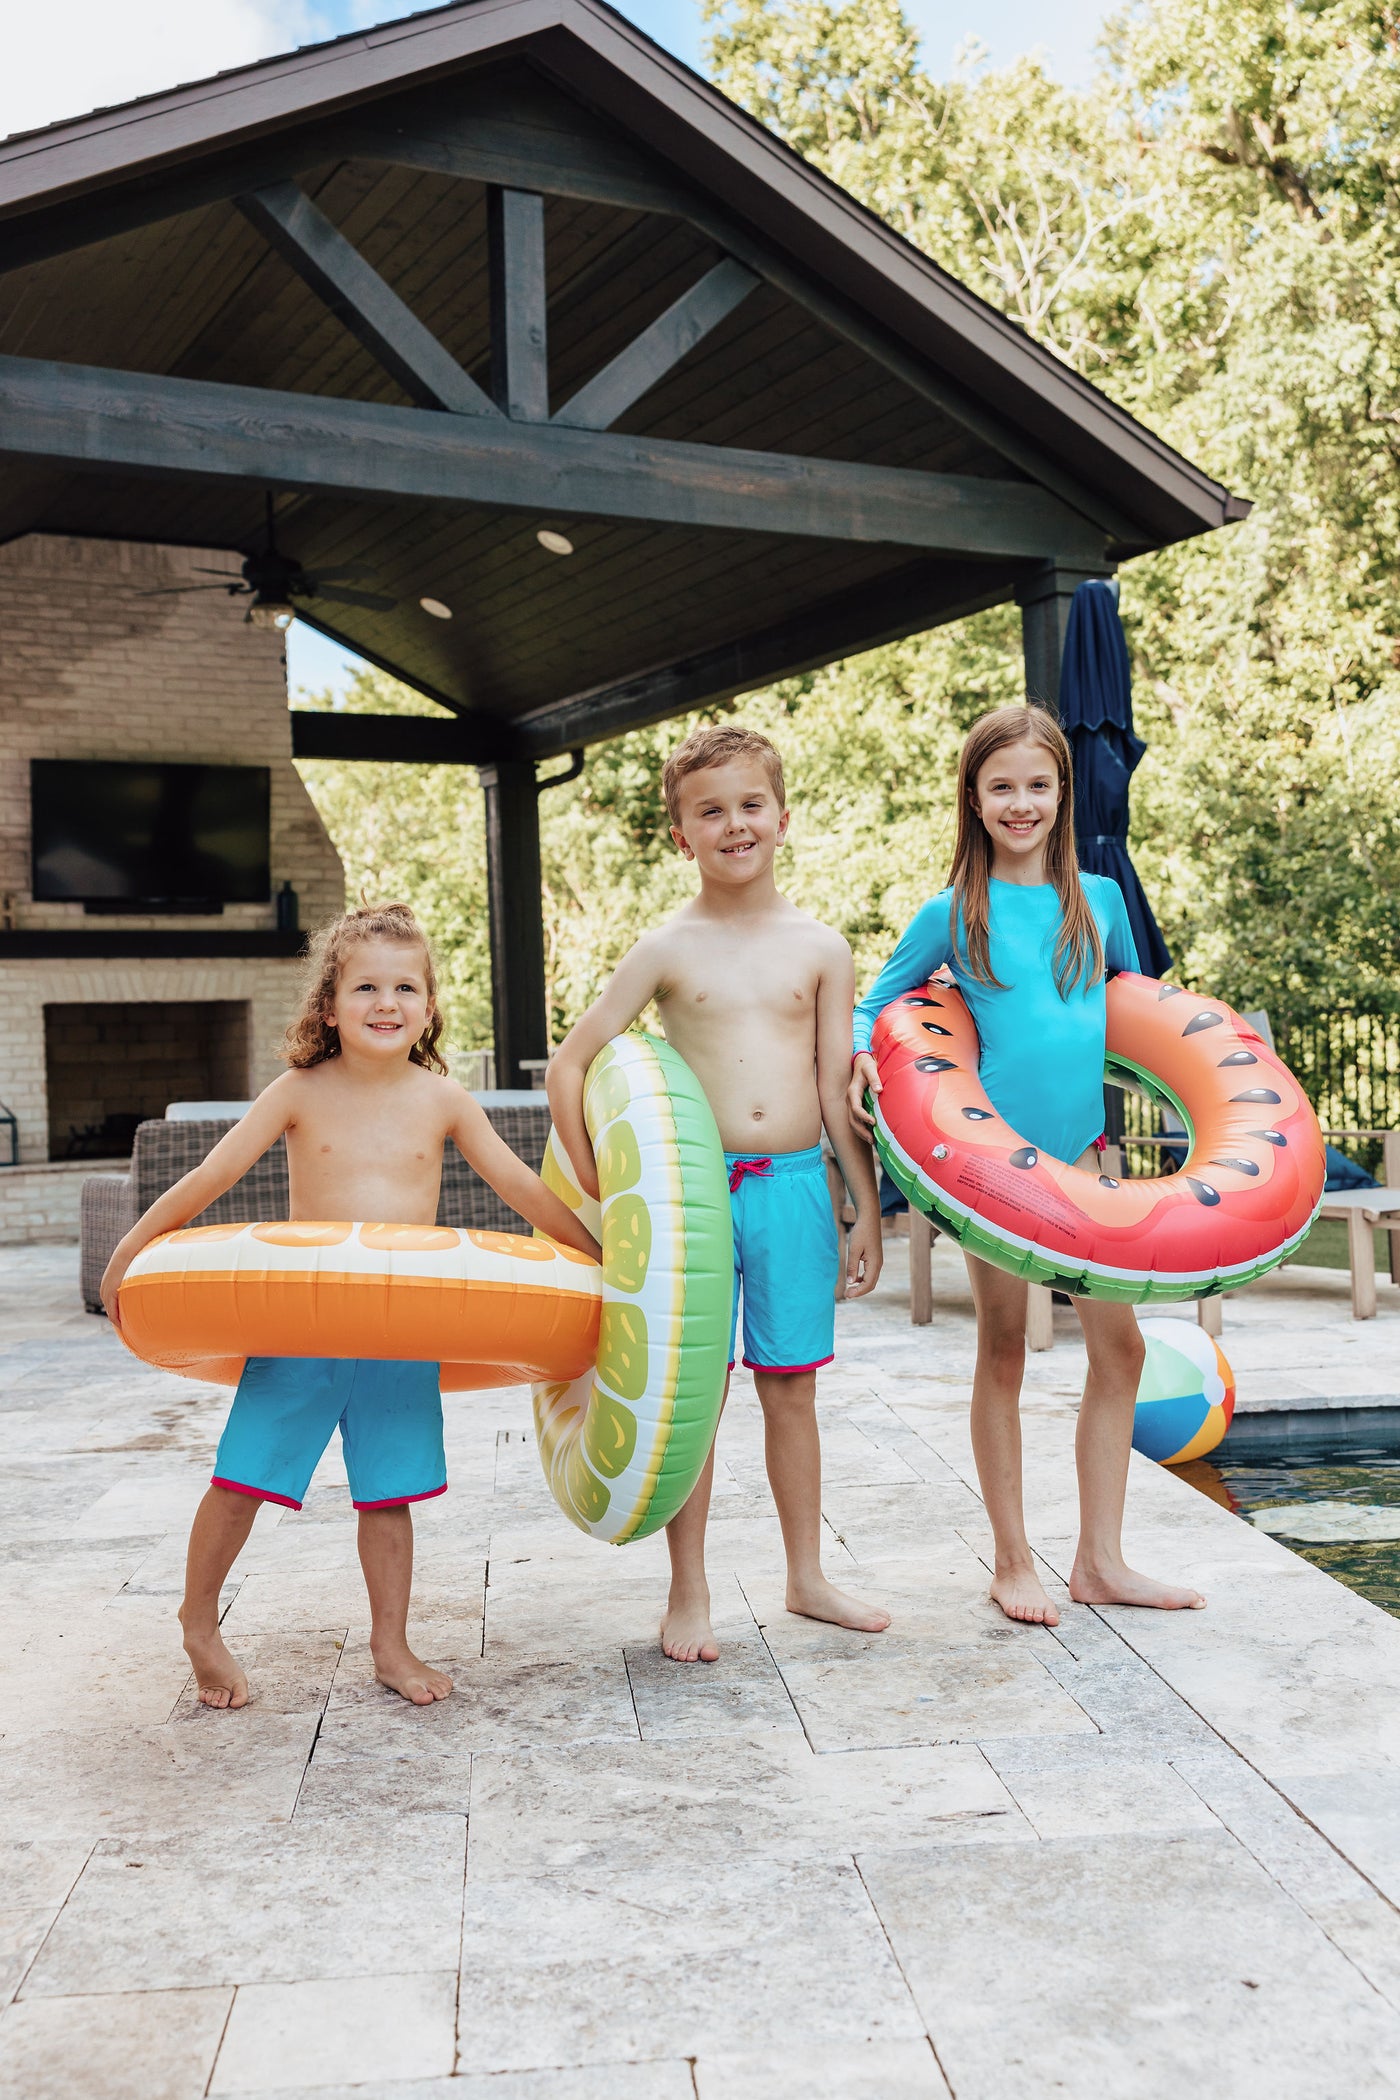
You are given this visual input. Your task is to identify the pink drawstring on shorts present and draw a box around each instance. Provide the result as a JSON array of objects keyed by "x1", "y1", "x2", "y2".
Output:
[{"x1": 728, "y1": 1157, "x2": 773, "y2": 1192}]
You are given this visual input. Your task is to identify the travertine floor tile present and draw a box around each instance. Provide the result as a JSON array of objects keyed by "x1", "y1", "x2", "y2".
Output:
[
  {"x1": 322, "y1": 1653, "x2": 637, "y2": 1752},
  {"x1": 625, "y1": 1632, "x2": 802, "y2": 1741},
  {"x1": 694, "y1": 2039, "x2": 951, "y2": 2098},
  {"x1": 861, "y1": 1831, "x2": 1400, "y2": 2099},
  {"x1": 466, "y1": 1736, "x2": 1023, "y2": 1881},
  {"x1": 0, "y1": 1714, "x2": 317, "y2": 1838},
  {"x1": 457, "y1": 1858, "x2": 922, "y2": 2071},
  {"x1": 303, "y1": 2065, "x2": 696, "y2": 2100},
  {"x1": 23, "y1": 1817, "x2": 465, "y2": 1995},
  {"x1": 0, "y1": 1985, "x2": 231, "y2": 2100},
  {"x1": 210, "y1": 1970, "x2": 456, "y2": 2091}
]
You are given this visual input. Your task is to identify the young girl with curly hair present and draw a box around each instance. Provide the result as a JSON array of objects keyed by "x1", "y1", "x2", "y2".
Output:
[{"x1": 102, "y1": 904, "x2": 598, "y2": 1711}]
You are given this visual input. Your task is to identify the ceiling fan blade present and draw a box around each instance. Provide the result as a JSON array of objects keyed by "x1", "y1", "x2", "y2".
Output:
[
  {"x1": 136, "y1": 582, "x2": 246, "y2": 597},
  {"x1": 302, "y1": 563, "x2": 378, "y2": 583},
  {"x1": 306, "y1": 584, "x2": 398, "y2": 612},
  {"x1": 190, "y1": 566, "x2": 245, "y2": 578}
]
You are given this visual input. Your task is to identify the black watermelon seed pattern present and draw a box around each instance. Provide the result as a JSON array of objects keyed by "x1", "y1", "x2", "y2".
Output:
[
  {"x1": 1009, "y1": 1146, "x2": 1038, "y2": 1169},
  {"x1": 1187, "y1": 1178, "x2": 1222, "y2": 1205},
  {"x1": 914, "y1": 1056, "x2": 956, "y2": 1074},
  {"x1": 1219, "y1": 1050, "x2": 1258, "y2": 1066},
  {"x1": 1250, "y1": 1129, "x2": 1288, "y2": 1147},
  {"x1": 1157, "y1": 986, "x2": 1185, "y2": 1000},
  {"x1": 1098, "y1": 1174, "x2": 1120, "y2": 1189},
  {"x1": 1211, "y1": 1158, "x2": 1261, "y2": 1176},
  {"x1": 920, "y1": 1022, "x2": 953, "y2": 1036},
  {"x1": 903, "y1": 996, "x2": 941, "y2": 1007},
  {"x1": 962, "y1": 1107, "x2": 993, "y2": 1121},
  {"x1": 1183, "y1": 1013, "x2": 1223, "y2": 1036},
  {"x1": 1229, "y1": 1088, "x2": 1280, "y2": 1104}
]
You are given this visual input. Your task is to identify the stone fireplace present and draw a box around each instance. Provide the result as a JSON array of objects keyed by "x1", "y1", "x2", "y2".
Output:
[
  {"x1": 0, "y1": 532, "x2": 347, "y2": 1240},
  {"x1": 43, "y1": 1000, "x2": 251, "y2": 1160}
]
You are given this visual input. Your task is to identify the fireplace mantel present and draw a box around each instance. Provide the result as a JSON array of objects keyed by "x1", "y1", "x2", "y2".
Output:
[{"x1": 0, "y1": 931, "x2": 307, "y2": 960}]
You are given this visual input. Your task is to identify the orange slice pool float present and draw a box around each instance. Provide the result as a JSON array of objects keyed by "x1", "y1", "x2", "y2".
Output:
[
  {"x1": 118, "y1": 1221, "x2": 602, "y2": 1392},
  {"x1": 870, "y1": 972, "x2": 1326, "y2": 1301}
]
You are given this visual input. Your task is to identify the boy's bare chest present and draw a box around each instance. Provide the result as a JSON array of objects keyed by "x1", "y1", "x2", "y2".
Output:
[{"x1": 666, "y1": 946, "x2": 818, "y2": 1026}]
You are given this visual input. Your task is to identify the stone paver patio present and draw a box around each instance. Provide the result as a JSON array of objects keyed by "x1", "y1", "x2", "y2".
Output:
[{"x1": 2, "y1": 1240, "x2": 1399, "y2": 2098}]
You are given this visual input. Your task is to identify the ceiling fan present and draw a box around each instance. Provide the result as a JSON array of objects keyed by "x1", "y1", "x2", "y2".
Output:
[{"x1": 140, "y1": 495, "x2": 397, "y2": 628}]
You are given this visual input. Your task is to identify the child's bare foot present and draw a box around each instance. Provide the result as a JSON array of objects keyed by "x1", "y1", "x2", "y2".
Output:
[
  {"x1": 180, "y1": 1618, "x2": 250, "y2": 1709},
  {"x1": 786, "y1": 1575, "x2": 891, "y2": 1633},
  {"x1": 372, "y1": 1642, "x2": 453, "y2": 1704},
  {"x1": 1069, "y1": 1560, "x2": 1205, "y2": 1610},
  {"x1": 661, "y1": 1584, "x2": 719, "y2": 1662},
  {"x1": 989, "y1": 1567, "x2": 1060, "y2": 1626}
]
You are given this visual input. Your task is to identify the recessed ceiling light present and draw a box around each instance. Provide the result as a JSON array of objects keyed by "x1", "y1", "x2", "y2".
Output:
[
  {"x1": 419, "y1": 596, "x2": 452, "y2": 620},
  {"x1": 537, "y1": 529, "x2": 574, "y2": 556}
]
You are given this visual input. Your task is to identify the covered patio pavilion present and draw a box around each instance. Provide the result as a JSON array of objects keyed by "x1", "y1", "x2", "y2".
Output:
[{"x1": 0, "y1": 0, "x2": 1245, "y2": 1082}]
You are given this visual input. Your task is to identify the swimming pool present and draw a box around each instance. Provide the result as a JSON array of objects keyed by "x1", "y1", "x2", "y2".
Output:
[{"x1": 1181, "y1": 1450, "x2": 1400, "y2": 1618}]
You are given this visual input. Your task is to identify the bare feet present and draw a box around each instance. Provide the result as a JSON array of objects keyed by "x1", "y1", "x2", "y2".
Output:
[
  {"x1": 1069, "y1": 1560, "x2": 1205, "y2": 1610},
  {"x1": 372, "y1": 1642, "x2": 453, "y2": 1705},
  {"x1": 661, "y1": 1584, "x2": 719, "y2": 1663},
  {"x1": 989, "y1": 1566, "x2": 1060, "y2": 1626},
  {"x1": 180, "y1": 1617, "x2": 250, "y2": 1709},
  {"x1": 786, "y1": 1575, "x2": 891, "y2": 1633}
]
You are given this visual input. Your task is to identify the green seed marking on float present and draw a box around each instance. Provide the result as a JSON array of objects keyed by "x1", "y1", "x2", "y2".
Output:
[
  {"x1": 602, "y1": 1196, "x2": 652, "y2": 1294},
  {"x1": 589, "y1": 1060, "x2": 632, "y2": 1129},
  {"x1": 598, "y1": 1302, "x2": 648, "y2": 1401},
  {"x1": 595, "y1": 1119, "x2": 642, "y2": 1195},
  {"x1": 584, "y1": 1391, "x2": 639, "y2": 1479},
  {"x1": 564, "y1": 1441, "x2": 611, "y2": 1525}
]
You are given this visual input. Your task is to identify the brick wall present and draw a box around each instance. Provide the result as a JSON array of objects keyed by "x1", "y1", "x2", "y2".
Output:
[
  {"x1": 0, "y1": 533, "x2": 343, "y2": 935},
  {"x1": 0, "y1": 534, "x2": 347, "y2": 1166}
]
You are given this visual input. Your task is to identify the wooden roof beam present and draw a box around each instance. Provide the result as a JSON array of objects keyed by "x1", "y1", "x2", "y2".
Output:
[
  {"x1": 487, "y1": 187, "x2": 549, "y2": 421},
  {"x1": 235, "y1": 180, "x2": 499, "y2": 418},
  {"x1": 0, "y1": 354, "x2": 1109, "y2": 564},
  {"x1": 517, "y1": 555, "x2": 1027, "y2": 756},
  {"x1": 552, "y1": 257, "x2": 758, "y2": 431}
]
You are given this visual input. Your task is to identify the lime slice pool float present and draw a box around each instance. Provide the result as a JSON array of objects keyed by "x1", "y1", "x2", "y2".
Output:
[{"x1": 533, "y1": 1033, "x2": 732, "y2": 1543}]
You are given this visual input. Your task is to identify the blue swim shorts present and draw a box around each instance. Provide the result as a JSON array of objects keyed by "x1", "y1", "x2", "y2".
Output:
[
  {"x1": 212, "y1": 1356, "x2": 446, "y2": 1512},
  {"x1": 726, "y1": 1144, "x2": 839, "y2": 1375}
]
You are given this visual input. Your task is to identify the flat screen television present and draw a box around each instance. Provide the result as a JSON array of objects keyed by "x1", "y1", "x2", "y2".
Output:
[{"x1": 31, "y1": 760, "x2": 271, "y2": 910}]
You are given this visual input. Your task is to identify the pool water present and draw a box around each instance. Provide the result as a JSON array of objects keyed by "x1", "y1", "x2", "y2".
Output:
[{"x1": 1178, "y1": 1452, "x2": 1400, "y2": 1620}]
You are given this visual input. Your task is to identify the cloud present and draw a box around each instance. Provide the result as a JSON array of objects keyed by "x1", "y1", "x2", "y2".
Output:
[{"x1": 1, "y1": 0, "x2": 334, "y2": 142}]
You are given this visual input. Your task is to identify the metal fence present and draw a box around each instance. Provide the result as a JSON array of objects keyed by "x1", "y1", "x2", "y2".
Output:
[{"x1": 1111, "y1": 1007, "x2": 1400, "y2": 1179}]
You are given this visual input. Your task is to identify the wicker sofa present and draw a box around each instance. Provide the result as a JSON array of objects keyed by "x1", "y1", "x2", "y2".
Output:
[{"x1": 79, "y1": 1098, "x2": 552, "y2": 1313}]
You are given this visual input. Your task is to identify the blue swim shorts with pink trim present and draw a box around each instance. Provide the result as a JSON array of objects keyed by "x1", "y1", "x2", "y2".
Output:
[
  {"x1": 725, "y1": 1143, "x2": 839, "y2": 1375},
  {"x1": 212, "y1": 1355, "x2": 446, "y2": 1511}
]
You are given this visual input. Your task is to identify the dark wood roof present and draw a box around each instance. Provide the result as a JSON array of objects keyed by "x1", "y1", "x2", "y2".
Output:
[{"x1": 0, "y1": 1, "x2": 1245, "y2": 750}]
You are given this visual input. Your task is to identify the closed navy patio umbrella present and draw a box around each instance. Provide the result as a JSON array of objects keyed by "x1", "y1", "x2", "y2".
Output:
[{"x1": 1057, "y1": 579, "x2": 1173, "y2": 978}]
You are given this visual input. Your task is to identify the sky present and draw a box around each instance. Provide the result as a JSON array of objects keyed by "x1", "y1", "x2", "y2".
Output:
[{"x1": 5, "y1": 0, "x2": 1113, "y2": 700}]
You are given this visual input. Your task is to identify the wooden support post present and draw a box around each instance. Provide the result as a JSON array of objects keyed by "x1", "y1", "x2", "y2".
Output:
[
  {"x1": 479, "y1": 758, "x2": 547, "y2": 1090},
  {"x1": 1196, "y1": 1295, "x2": 1224, "y2": 1337},
  {"x1": 909, "y1": 1207, "x2": 934, "y2": 1326},
  {"x1": 1016, "y1": 561, "x2": 1112, "y2": 712},
  {"x1": 488, "y1": 188, "x2": 549, "y2": 422},
  {"x1": 1025, "y1": 1282, "x2": 1054, "y2": 1351}
]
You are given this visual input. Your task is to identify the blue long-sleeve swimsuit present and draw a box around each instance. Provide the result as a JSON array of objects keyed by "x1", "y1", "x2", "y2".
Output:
[{"x1": 853, "y1": 876, "x2": 1141, "y2": 1164}]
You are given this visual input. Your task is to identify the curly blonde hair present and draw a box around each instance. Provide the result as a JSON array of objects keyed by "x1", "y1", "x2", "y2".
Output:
[{"x1": 283, "y1": 904, "x2": 447, "y2": 1073}]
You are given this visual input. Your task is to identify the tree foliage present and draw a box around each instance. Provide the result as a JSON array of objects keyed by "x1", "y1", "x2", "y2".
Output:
[{"x1": 300, "y1": 0, "x2": 1400, "y2": 1045}]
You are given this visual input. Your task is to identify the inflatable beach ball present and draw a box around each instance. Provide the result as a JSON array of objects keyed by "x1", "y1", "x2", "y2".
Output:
[{"x1": 1132, "y1": 1318, "x2": 1236, "y2": 1465}]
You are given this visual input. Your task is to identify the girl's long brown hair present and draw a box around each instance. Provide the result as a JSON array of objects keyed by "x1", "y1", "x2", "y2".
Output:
[
  {"x1": 283, "y1": 903, "x2": 448, "y2": 1072},
  {"x1": 950, "y1": 705, "x2": 1104, "y2": 998}
]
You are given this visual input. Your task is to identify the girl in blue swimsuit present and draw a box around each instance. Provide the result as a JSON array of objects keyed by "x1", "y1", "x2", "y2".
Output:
[{"x1": 848, "y1": 705, "x2": 1204, "y2": 1625}]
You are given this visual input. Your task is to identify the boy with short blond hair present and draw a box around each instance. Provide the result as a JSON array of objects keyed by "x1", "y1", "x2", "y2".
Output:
[{"x1": 549, "y1": 723, "x2": 889, "y2": 1661}]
